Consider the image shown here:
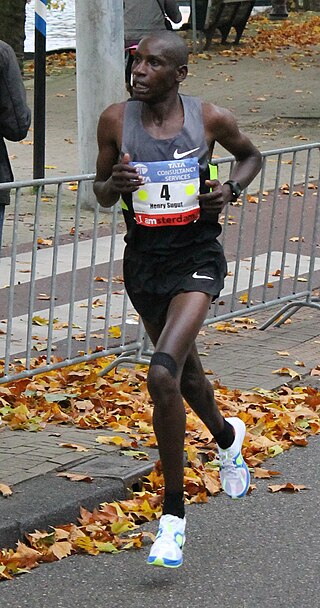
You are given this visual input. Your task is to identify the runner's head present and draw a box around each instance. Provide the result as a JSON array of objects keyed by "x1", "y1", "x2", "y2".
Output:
[
  {"x1": 131, "y1": 32, "x2": 188, "y2": 102},
  {"x1": 139, "y1": 31, "x2": 189, "y2": 68}
]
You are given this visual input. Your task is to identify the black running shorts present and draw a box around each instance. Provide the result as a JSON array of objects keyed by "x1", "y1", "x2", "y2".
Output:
[{"x1": 123, "y1": 241, "x2": 227, "y2": 325}]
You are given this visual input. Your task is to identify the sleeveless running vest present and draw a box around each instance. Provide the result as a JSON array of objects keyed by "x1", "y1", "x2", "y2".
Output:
[{"x1": 121, "y1": 95, "x2": 222, "y2": 254}]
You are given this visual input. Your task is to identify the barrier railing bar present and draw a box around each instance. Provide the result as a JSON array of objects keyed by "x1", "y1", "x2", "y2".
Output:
[
  {"x1": 247, "y1": 159, "x2": 267, "y2": 303},
  {"x1": 262, "y1": 152, "x2": 282, "y2": 303},
  {"x1": 66, "y1": 183, "x2": 83, "y2": 359},
  {"x1": 4, "y1": 188, "x2": 22, "y2": 375},
  {"x1": 259, "y1": 298, "x2": 320, "y2": 330},
  {"x1": 307, "y1": 159, "x2": 320, "y2": 292},
  {"x1": 46, "y1": 182, "x2": 63, "y2": 361},
  {"x1": 0, "y1": 173, "x2": 95, "y2": 190},
  {"x1": 84, "y1": 197, "x2": 100, "y2": 354},
  {"x1": 206, "y1": 290, "x2": 311, "y2": 327},
  {"x1": 292, "y1": 148, "x2": 311, "y2": 294},
  {"x1": 0, "y1": 340, "x2": 144, "y2": 384},
  {"x1": 103, "y1": 204, "x2": 120, "y2": 352},
  {"x1": 230, "y1": 186, "x2": 248, "y2": 312},
  {"x1": 25, "y1": 185, "x2": 43, "y2": 369},
  {"x1": 278, "y1": 151, "x2": 297, "y2": 299}
]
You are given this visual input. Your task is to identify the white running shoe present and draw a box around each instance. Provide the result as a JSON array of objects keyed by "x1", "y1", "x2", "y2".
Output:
[
  {"x1": 218, "y1": 417, "x2": 250, "y2": 499},
  {"x1": 147, "y1": 514, "x2": 186, "y2": 568}
]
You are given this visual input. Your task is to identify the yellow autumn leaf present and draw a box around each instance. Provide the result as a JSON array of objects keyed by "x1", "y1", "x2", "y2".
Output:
[
  {"x1": 94, "y1": 541, "x2": 119, "y2": 553},
  {"x1": 32, "y1": 316, "x2": 49, "y2": 326},
  {"x1": 96, "y1": 435, "x2": 131, "y2": 447},
  {"x1": 239, "y1": 293, "x2": 249, "y2": 304},
  {"x1": 108, "y1": 326, "x2": 121, "y2": 339},
  {"x1": 272, "y1": 367, "x2": 301, "y2": 379},
  {"x1": 67, "y1": 182, "x2": 78, "y2": 191}
]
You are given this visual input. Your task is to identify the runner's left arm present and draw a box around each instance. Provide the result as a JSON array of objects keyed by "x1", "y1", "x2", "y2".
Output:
[{"x1": 199, "y1": 103, "x2": 262, "y2": 215}]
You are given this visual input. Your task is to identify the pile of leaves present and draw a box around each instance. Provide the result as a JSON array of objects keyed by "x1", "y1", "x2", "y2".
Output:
[
  {"x1": 0, "y1": 357, "x2": 319, "y2": 579},
  {"x1": 192, "y1": 13, "x2": 320, "y2": 60},
  {"x1": 242, "y1": 14, "x2": 320, "y2": 54}
]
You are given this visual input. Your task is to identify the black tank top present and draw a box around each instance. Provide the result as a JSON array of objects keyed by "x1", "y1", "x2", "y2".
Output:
[{"x1": 121, "y1": 95, "x2": 221, "y2": 254}]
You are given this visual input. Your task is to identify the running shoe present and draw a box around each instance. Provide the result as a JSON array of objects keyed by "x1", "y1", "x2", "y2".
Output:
[
  {"x1": 217, "y1": 417, "x2": 250, "y2": 499},
  {"x1": 147, "y1": 514, "x2": 186, "y2": 568}
]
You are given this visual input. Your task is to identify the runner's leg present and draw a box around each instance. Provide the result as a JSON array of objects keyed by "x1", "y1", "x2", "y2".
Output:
[
  {"x1": 143, "y1": 291, "x2": 212, "y2": 498},
  {"x1": 180, "y1": 343, "x2": 225, "y2": 435}
]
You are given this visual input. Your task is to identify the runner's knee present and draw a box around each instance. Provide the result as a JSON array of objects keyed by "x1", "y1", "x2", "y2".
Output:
[
  {"x1": 150, "y1": 352, "x2": 177, "y2": 378},
  {"x1": 148, "y1": 352, "x2": 178, "y2": 400}
]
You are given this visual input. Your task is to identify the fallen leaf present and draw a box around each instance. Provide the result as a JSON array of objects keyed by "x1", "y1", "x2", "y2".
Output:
[
  {"x1": 268, "y1": 483, "x2": 309, "y2": 493},
  {"x1": 272, "y1": 367, "x2": 301, "y2": 379},
  {"x1": 56, "y1": 472, "x2": 93, "y2": 483},
  {"x1": 96, "y1": 435, "x2": 132, "y2": 447},
  {"x1": 108, "y1": 326, "x2": 121, "y2": 339},
  {"x1": 59, "y1": 443, "x2": 89, "y2": 452},
  {"x1": 0, "y1": 483, "x2": 12, "y2": 497},
  {"x1": 253, "y1": 468, "x2": 281, "y2": 479}
]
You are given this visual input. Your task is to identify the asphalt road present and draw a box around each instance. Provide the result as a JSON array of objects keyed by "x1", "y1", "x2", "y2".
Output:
[{"x1": 1, "y1": 436, "x2": 319, "y2": 608}]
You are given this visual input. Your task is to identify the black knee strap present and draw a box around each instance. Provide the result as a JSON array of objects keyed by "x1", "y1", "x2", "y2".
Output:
[{"x1": 150, "y1": 352, "x2": 177, "y2": 378}]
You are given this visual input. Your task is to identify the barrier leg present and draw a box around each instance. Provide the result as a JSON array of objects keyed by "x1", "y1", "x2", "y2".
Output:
[{"x1": 259, "y1": 298, "x2": 320, "y2": 330}]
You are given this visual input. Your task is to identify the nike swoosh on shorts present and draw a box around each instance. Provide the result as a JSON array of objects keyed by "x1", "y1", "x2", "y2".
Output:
[
  {"x1": 192, "y1": 271, "x2": 214, "y2": 280},
  {"x1": 173, "y1": 147, "x2": 200, "y2": 160}
]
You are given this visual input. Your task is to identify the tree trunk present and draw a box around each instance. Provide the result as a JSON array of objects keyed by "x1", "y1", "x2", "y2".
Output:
[{"x1": 0, "y1": 0, "x2": 27, "y2": 70}]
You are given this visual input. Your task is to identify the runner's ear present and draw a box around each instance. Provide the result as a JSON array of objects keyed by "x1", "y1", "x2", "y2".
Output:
[{"x1": 176, "y1": 64, "x2": 188, "y2": 83}]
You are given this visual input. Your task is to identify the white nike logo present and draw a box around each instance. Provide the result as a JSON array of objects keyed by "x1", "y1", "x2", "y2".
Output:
[
  {"x1": 192, "y1": 271, "x2": 214, "y2": 281},
  {"x1": 173, "y1": 147, "x2": 200, "y2": 160}
]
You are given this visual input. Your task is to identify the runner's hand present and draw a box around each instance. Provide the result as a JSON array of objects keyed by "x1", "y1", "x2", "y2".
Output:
[
  {"x1": 110, "y1": 153, "x2": 144, "y2": 193},
  {"x1": 198, "y1": 179, "x2": 230, "y2": 215}
]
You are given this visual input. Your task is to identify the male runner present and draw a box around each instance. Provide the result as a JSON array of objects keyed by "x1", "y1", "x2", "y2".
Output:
[{"x1": 94, "y1": 31, "x2": 262, "y2": 568}]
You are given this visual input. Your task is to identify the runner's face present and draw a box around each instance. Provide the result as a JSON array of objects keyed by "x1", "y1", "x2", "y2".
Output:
[{"x1": 131, "y1": 38, "x2": 181, "y2": 101}]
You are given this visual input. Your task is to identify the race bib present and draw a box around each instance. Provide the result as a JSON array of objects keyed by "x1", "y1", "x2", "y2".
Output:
[{"x1": 132, "y1": 158, "x2": 200, "y2": 227}]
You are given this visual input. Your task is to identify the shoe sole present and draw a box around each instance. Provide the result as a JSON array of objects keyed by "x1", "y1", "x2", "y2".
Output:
[{"x1": 147, "y1": 556, "x2": 183, "y2": 568}]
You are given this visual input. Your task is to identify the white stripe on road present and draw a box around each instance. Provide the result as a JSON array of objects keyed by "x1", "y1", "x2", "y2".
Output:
[
  {"x1": 221, "y1": 251, "x2": 320, "y2": 295},
  {"x1": 0, "y1": 234, "x2": 126, "y2": 287},
  {"x1": 1, "y1": 251, "x2": 319, "y2": 357},
  {"x1": 0, "y1": 292, "x2": 137, "y2": 358}
]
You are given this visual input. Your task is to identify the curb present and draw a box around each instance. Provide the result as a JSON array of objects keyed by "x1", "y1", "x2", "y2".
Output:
[{"x1": 0, "y1": 458, "x2": 156, "y2": 549}]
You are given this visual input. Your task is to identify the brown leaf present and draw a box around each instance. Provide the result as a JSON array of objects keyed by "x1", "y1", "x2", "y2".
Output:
[
  {"x1": 0, "y1": 483, "x2": 13, "y2": 497},
  {"x1": 49, "y1": 541, "x2": 73, "y2": 560},
  {"x1": 56, "y1": 472, "x2": 93, "y2": 483},
  {"x1": 268, "y1": 483, "x2": 309, "y2": 493},
  {"x1": 59, "y1": 443, "x2": 89, "y2": 452},
  {"x1": 254, "y1": 468, "x2": 281, "y2": 479},
  {"x1": 272, "y1": 367, "x2": 301, "y2": 379}
]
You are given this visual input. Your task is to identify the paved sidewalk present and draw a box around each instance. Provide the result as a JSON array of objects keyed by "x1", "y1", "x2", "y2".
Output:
[{"x1": 0, "y1": 305, "x2": 319, "y2": 548}]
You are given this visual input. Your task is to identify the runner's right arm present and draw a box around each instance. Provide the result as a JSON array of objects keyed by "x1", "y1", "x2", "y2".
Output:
[{"x1": 93, "y1": 103, "x2": 143, "y2": 208}]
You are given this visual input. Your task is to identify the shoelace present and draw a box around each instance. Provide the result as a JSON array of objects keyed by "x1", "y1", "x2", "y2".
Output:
[{"x1": 219, "y1": 453, "x2": 241, "y2": 476}]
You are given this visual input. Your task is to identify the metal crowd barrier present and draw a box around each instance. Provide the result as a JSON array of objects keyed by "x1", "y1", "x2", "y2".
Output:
[{"x1": 0, "y1": 143, "x2": 319, "y2": 383}]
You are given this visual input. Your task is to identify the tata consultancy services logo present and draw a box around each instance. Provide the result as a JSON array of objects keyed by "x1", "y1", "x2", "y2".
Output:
[{"x1": 134, "y1": 163, "x2": 149, "y2": 175}]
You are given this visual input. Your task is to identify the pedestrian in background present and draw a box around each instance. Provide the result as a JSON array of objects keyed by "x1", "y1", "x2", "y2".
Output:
[
  {"x1": 124, "y1": 0, "x2": 182, "y2": 91},
  {"x1": 94, "y1": 32, "x2": 262, "y2": 568},
  {"x1": 0, "y1": 40, "x2": 31, "y2": 253}
]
